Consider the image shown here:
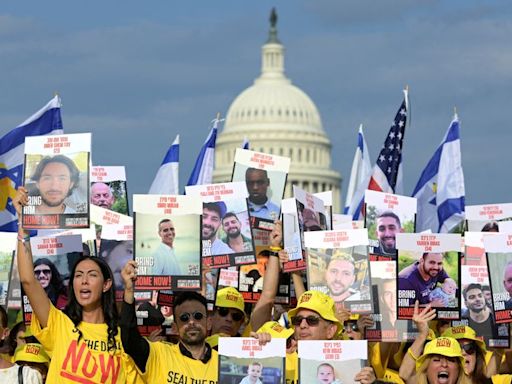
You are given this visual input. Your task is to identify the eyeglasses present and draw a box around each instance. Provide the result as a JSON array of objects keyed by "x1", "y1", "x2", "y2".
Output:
[
  {"x1": 178, "y1": 312, "x2": 205, "y2": 323},
  {"x1": 460, "y1": 342, "x2": 477, "y2": 355},
  {"x1": 217, "y1": 307, "x2": 245, "y2": 322},
  {"x1": 34, "y1": 269, "x2": 51, "y2": 277},
  {"x1": 291, "y1": 315, "x2": 321, "y2": 327}
]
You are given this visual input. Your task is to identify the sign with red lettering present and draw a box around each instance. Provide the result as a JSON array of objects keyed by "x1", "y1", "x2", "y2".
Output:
[
  {"x1": 218, "y1": 337, "x2": 286, "y2": 384},
  {"x1": 231, "y1": 148, "x2": 290, "y2": 231},
  {"x1": 22, "y1": 133, "x2": 91, "y2": 230},
  {"x1": 133, "y1": 194, "x2": 201, "y2": 292},
  {"x1": 466, "y1": 203, "x2": 512, "y2": 232},
  {"x1": 396, "y1": 233, "x2": 462, "y2": 320},
  {"x1": 298, "y1": 340, "x2": 367, "y2": 384}
]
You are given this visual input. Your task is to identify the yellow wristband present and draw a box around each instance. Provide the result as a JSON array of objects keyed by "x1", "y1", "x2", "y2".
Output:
[
  {"x1": 407, "y1": 348, "x2": 419, "y2": 361},
  {"x1": 269, "y1": 246, "x2": 282, "y2": 252}
]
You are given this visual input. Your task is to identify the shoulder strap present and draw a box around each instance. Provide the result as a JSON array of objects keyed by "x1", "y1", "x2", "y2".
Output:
[{"x1": 18, "y1": 365, "x2": 24, "y2": 384}]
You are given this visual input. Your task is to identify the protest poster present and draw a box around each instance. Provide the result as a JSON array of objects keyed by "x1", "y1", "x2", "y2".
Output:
[
  {"x1": 298, "y1": 340, "x2": 367, "y2": 384},
  {"x1": 238, "y1": 229, "x2": 290, "y2": 304},
  {"x1": 314, "y1": 190, "x2": 333, "y2": 230},
  {"x1": 186, "y1": 181, "x2": 256, "y2": 267},
  {"x1": 281, "y1": 198, "x2": 305, "y2": 272},
  {"x1": 91, "y1": 166, "x2": 129, "y2": 215},
  {"x1": 451, "y1": 263, "x2": 509, "y2": 347},
  {"x1": 396, "y1": 233, "x2": 461, "y2": 320},
  {"x1": 22, "y1": 133, "x2": 91, "y2": 229},
  {"x1": 231, "y1": 149, "x2": 290, "y2": 231},
  {"x1": 218, "y1": 337, "x2": 286, "y2": 384},
  {"x1": 0, "y1": 233, "x2": 17, "y2": 307},
  {"x1": 465, "y1": 203, "x2": 512, "y2": 232},
  {"x1": 7, "y1": 251, "x2": 21, "y2": 310},
  {"x1": 305, "y1": 229, "x2": 372, "y2": 313},
  {"x1": 462, "y1": 231, "x2": 499, "y2": 266},
  {"x1": 332, "y1": 214, "x2": 364, "y2": 230},
  {"x1": 484, "y1": 233, "x2": 512, "y2": 324},
  {"x1": 39, "y1": 226, "x2": 97, "y2": 257},
  {"x1": 22, "y1": 234, "x2": 83, "y2": 323},
  {"x1": 365, "y1": 190, "x2": 416, "y2": 261},
  {"x1": 90, "y1": 204, "x2": 132, "y2": 227},
  {"x1": 133, "y1": 194, "x2": 201, "y2": 291},
  {"x1": 98, "y1": 223, "x2": 133, "y2": 301},
  {"x1": 365, "y1": 260, "x2": 409, "y2": 342}
]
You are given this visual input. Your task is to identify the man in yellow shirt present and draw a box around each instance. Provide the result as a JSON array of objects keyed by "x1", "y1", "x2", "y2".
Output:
[{"x1": 120, "y1": 260, "x2": 218, "y2": 383}]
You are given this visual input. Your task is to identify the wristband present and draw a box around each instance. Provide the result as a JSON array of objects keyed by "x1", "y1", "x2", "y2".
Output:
[
  {"x1": 269, "y1": 246, "x2": 282, "y2": 252},
  {"x1": 269, "y1": 250, "x2": 280, "y2": 257},
  {"x1": 407, "y1": 348, "x2": 419, "y2": 361},
  {"x1": 17, "y1": 234, "x2": 30, "y2": 243}
]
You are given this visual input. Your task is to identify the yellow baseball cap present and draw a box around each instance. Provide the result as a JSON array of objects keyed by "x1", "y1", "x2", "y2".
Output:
[
  {"x1": 215, "y1": 287, "x2": 245, "y2": 313},
  {"x1": 416, "y1": 337, "x2": 465, "y2": 370},
  {"x1": 257, "y1": 321, "x2": 294, "y2": 339},
  {"x1": 441, "y1": 325, "x2": 486, "y2": 354},
  {"x1": 14, "y1": 343, "x2": 50, "y2": 364},
  {"x1": 288, "y1": 290, "x2": 343, "y2": 334}
]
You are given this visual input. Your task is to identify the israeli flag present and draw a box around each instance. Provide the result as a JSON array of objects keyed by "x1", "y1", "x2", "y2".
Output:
[
  {"x1": 412, "y1": 114, "x2": 465, "y2": 233},
  {"x1": 0, "y1": 96, "x2": 63, "y2": 231},
  {"x1": 345, "y1": 124, "x2": 372, "y2": 219},
  {"x1": 186, "y1": 117, "x2": 220, "y2": 186},
  {"x1": 149, "y1": 134, "x2": 179, "y2": 195}
]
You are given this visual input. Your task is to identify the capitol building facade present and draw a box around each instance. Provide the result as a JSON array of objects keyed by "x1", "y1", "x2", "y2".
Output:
[{"x1": 213, "y1": 11, "x2": 342, "y2": 211}]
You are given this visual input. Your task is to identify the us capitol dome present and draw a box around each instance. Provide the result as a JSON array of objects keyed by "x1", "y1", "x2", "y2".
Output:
[{"x1": 213, "y1": 9, "x2": 342, "y2": 211}]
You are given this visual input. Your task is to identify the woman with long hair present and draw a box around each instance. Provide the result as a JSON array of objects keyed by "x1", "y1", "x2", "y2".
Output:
[
  {"x1": 33, "y1": 257, "x2": 68, "y2": 309},
  {"x1": 14, "y1": 187, "x2": 139, "y2": 383},
  {"x1": 415, "y1": 337, "x2": 470, "y2": 384}
]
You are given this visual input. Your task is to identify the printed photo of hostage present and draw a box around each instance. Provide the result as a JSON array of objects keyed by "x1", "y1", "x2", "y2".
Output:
[
  {"x1": 231, "y1": 149, "x2": 290, "y2": 231},
  {"x1": 307, "y1": 246, "x2": 372, "y2": 313},
  {"x1": 452, "y1": 280, "x2": 509, "y2": 348},
  {"x1": 99, "y1": 239, "x2": 134, "y2": 301},
  {"x1": 135, "y1": 212, "x2": 201, "y2": 291},
  {"x1": 201, "y1": 200, "x2": 255, "y2": 267},
  {"x1": 23, "y1": 153, "x2": 89, "y2": 229},
  {"x1": 90, "y1": 181, "x2": 128, "y2": 215},
  {"x1": 364, "y1": 190, "x2": 416, "y2": 261},
  {"x1": 397, "y1": 251, "x2": 460, "y2": 320}
]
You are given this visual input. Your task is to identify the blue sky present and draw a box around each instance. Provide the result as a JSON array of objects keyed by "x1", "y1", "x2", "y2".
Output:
[{"x1": 1, "y1": 1, "x2": 511, "y2": 208}]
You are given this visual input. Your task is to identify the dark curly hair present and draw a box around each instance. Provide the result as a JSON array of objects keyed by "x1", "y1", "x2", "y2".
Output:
[
  {"x1": 33, "y1": 258, "x2": 67, "y2": 306},
  {"x1": 64, "y1": 256, "x2": 119, "y2": 352},
  {"x1": 31, "y1": 155, "x2": 80, "y2": 196}
]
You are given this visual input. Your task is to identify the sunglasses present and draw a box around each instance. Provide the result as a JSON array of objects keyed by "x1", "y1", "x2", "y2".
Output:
[
  {"x1": 34, "y1": 269, "x2": 51, "y2": 277},
  {"x1": 291, "y1": 315, "x2": 321, "y2": 327},
  {"x1": 178, "y1": 312, "x2": 205, "y2": 323},
  {"x1": 217, "y1": 307, "x2": 245, "y2": 322},
  {"x1": 344, "y1": 322, "x2": 359, "y2": 333},
  {"x1": 460, "y1": 342, "x2": 477, "y2": 355}
]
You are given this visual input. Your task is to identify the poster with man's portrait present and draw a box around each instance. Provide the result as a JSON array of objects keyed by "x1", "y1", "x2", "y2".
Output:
[
  {"x1": 238, "y1": 228, "x2": 290, "y2": 304},
  {"x1": 465, "y1": 203, "x2": 512, "y2": 233},
  {"x1": 314, "y1": 191, "x2": 333, "y2": 230},
  {"x1": 22, "y1": 133, "x2": 91, "y2": 229},
  {"x1": 305, "y1": 229, "x2": 373, "y2": 313},
  {"x1": 134, "y1": 194, "x2": 201, "y2": 291},
  {"x1": 186, "y1": 181, "x2": 255, "y2": 268},
  {"x1": 231, "y1": 149, "x2": 290, "y2": 231},
  {"x1": 365, "y1": 261, "x2": 409, "y2": 342},
  {"x1": 91, "y1": 166, "x2": 129, "y2": 215},
  {"x1": 22, "y1": 234, "x2": 83, "y2": 323},
  {"x1": 0, "y1": 233, "x2": 16, "y2": 307},
  {"x1": 484, "y1": 233, "x2": 512, "y2": 324},
  {"x1": 396, "y1": 233, "x2": 461, "y2": 320},
  {"x1": 218, "y1": 337, "x2": 286, "y2": 384},
  {"x1": 100, "y1": 223, "x2": 133, "y2": 301},
  {"x1": 451, "y1": 263, "x2": 509, "y2": 348},
  {"x1": 281, "y1": 198, "x2": 305, "y2": 273},
  {"x1": 298, "y1": 340, "x2": 367, "y2": 384},
  {"x1": 365, "y1": 190, "x2": 416, "y2": 261}
]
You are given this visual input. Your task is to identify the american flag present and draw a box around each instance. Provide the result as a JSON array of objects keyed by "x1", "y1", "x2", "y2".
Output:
[{"x1": 367, "y1": 89, "x2": 408, "y2": 193}]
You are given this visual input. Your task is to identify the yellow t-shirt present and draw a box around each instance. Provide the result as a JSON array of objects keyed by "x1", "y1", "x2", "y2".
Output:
[
  {"x1": 31, "y1": 303, "x2": 141, "y2": 383},
  {"x1": 285, "y1": 351, "x2": 298, "y2": 384},
  {"x1": 144, "y1": 341, "x2": 218, "y2": 383},
  {"x1": 493, "y1": 375, "x2": 512, "y2": 384}
]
